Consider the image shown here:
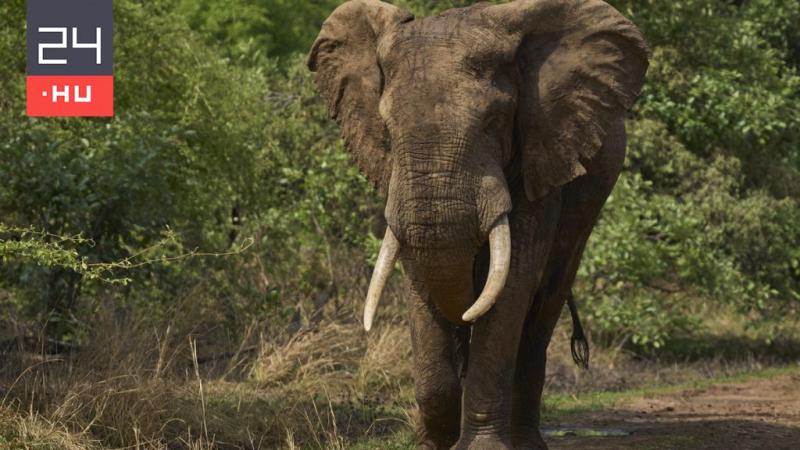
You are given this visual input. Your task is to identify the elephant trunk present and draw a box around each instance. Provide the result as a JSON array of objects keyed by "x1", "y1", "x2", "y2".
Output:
[{"x1": 363, "y1": 136, "x2": 513, "y2": 330}]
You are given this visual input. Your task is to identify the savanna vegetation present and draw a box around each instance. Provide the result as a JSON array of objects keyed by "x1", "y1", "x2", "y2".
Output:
[{"x1": 1, "y1": 0, "x2": 798, "y2": 448}]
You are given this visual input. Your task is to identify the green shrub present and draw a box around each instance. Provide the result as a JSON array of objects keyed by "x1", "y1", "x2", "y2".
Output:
[
  {"x1": 0, "y1": 0, "x2": 376, "y2": 338},
  {"x1": 0, "y1": 0, "x2": 798, "y2": 350},
  {"x1": 581, "y1": 118, "x2": 799, "y2": 348}
]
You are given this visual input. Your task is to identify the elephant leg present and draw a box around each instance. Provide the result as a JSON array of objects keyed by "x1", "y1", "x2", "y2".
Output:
[
  {"x1": 510, "y1": 261, "x2": 582, "y2": 449},
  {"x1": 511, "y1": 226, "x2": 596, "y2": 448},
  {"x1": 455, "y1": 194, "x2": 561, "y2": 450},
  {"x1": 511, "y1": 120, "x2": 626, "y2": 448},
  {"x1": 510, "y1": 233, "x2": 592, "y2": 448},
  {"x1": 406, "y1": 273, "x2": 469, "y2": 450}
]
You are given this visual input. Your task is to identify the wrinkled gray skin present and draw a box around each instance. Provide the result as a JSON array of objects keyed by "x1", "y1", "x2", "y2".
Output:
[{"x1": 308, "y1": 0, "x2": 648, "y2": 448}]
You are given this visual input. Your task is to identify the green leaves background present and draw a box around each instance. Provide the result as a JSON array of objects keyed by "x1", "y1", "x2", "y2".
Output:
[{"x1": 1, "y1": 0, "x2": 798, "y2": 348}]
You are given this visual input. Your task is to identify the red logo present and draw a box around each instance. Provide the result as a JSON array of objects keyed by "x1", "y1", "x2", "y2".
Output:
[{"x1": 27, "y1": 75, "x2": 113, "y2": 117}]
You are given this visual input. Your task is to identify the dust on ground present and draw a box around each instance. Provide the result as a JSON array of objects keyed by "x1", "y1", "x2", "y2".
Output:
[{"x1": 547, "y1": 372, "x2": 800, "y2": 450}]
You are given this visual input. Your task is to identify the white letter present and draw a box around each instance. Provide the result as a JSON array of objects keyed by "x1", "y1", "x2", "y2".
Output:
[
  {"x1": 38, "y1": 27, "x2": 67, "y2": 65},
  {"x1": 52, "y1": 85, "x2": 69, "y2": 103},
  {"x1": 72, "y1": 27, "x2": 102, "y2": 65},
  {"x1": 74, "y1": 85, "x2": 92, "y2": 103}
]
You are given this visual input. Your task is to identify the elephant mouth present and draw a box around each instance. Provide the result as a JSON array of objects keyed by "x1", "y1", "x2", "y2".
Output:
[{"x1": 362, "y1": 214, "x2": 511, "y2": 331}]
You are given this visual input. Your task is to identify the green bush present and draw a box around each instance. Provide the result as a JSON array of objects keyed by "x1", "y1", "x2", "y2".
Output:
[
  {"x1": 0, "y1": 0, "x2": 798, "y2": 350},
  {"x1": 0, "y1": 0, "x2": 376, "y2": 338},
  {"x1": 176, "y1": 0, "x2": 343, "y2": 63}
]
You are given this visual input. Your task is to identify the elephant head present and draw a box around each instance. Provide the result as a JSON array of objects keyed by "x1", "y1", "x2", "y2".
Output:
[{"x1": 308, "y1": 0, "x2": 648, "y2": 329}]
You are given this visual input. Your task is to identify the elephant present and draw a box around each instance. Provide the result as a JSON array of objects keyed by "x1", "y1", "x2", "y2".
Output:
[{"x1": 307, "y1": 0, "x2": 648, "y2": 448}]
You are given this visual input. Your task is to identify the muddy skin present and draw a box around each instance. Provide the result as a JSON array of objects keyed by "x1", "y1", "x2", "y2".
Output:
[{"x1": 308, "y1": 1, "x2": 649, "y2": 448}]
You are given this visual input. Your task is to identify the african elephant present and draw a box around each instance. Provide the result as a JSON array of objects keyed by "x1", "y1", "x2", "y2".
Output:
[{"x1": 307, "y1": 0, "x2": 648, "y2": 448}]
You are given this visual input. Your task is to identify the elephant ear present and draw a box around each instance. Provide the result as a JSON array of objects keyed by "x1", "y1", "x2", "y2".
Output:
[
  {"x1": 307, "y1": 0, "x2": 414, "y2": 194},
  {"x1": 485, "y1": 0, "x2": 649, "y2": 200}
]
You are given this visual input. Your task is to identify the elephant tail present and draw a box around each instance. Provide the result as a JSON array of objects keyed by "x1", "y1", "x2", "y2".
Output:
[{"x1": 567, "y1": 290, "x2": 590, "y2": 369}]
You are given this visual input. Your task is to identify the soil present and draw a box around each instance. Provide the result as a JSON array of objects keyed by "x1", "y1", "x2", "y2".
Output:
[{"x1": 547, "y1": 372, "x2": 800, "y2": 450}]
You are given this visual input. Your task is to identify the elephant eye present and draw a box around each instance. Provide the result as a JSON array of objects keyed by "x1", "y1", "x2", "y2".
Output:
[{"x1": 483, "y1": 114, "x2": 503, "y2": 134}]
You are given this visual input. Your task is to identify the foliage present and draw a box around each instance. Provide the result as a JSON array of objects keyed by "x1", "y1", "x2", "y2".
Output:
[
  {"x1": 0, "y1": 0, "x2": 376, "y2": 338},
  {"x1": 578, "y1": 116, "x2": 800, "y2": 347},
  {"x1": 578, "y1": 0, "x2": 800, "y2": 346},
  {"x1": 613, "y1": 0, "x2": 800, "y2": 197},
  {"x1": 0, "y1": 0, "x2": 798, "y2": 348},
  {"x1": 176, "y1": 0, "x2": 343, "y2": 63}
]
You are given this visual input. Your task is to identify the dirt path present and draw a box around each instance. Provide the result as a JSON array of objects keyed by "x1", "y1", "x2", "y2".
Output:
[{"x1": 547, "y1": 372, "x2": 800, "y2": 450}]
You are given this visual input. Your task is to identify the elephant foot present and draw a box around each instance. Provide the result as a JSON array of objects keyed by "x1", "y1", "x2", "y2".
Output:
[
  {"x1": 416, "y1": 426, "x2": 459, "y2": 450},
  {"x1": 418, "y1": 437, "x2": 455, "y2": 450},
  {"x1": 451, "y1": 434, "x2": 512, "y2": 450},
  {"x1": 417, "y1": 439, "x2": 438, "y2": 450},
  {"x1": 511, "y1": 427, "x2": 548, "y2": 450}
]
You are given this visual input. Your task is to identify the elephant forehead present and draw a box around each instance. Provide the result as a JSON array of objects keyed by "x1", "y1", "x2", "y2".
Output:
[{"x1": 379, "y1": 17, "x2": 500, "y2": 77}]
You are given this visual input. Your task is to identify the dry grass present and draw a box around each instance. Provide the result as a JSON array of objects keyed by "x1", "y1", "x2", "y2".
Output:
[
  {"x1": 544, "y1": 304, "x2": 800, "y2": 395},
  {"x1": 2, "y1": 272, "x2": 798, "y2": 449},
  {"x1": 0, "y1": 262, "x2": 416, "y2": 449},
  {"x1": 251, "y1": 321, "x2": 366, "y2": 393},
  {"x1": 0, "y1": 405, "x2": 98, "y2": 450}
]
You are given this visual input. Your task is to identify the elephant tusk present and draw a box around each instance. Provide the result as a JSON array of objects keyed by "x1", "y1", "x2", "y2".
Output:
[
  {"x1": 462, "y1": 215, "x2": 511, "y2": 323},
  {"x1": 363, "y1": 226, "x2": 401, "y2": 331}
]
